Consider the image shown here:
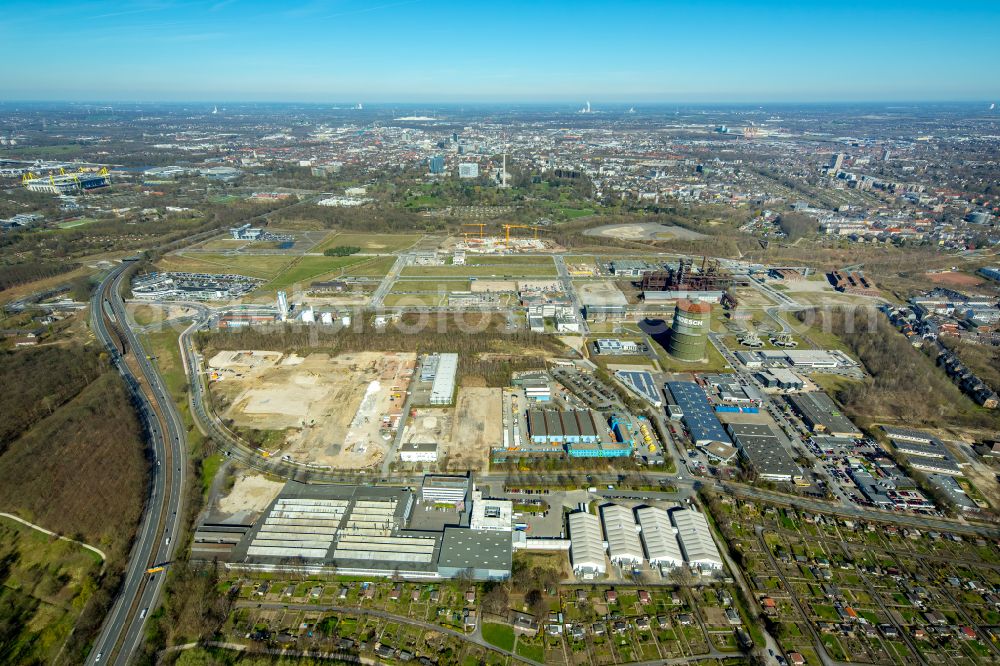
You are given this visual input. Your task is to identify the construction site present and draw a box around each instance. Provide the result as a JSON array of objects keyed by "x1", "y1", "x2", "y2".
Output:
[
  {"x1": 208, "y1": 351, "x2": 416, "y2": 469},
  {"x1": 453, "y1": 223, "x2": 558, "y2": 254}
]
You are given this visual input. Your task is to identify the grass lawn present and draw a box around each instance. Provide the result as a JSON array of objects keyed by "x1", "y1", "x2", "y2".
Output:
[
  {"x1": 342, "y1": 256, "x2": 398, "y2": 277},
  {"x1": 482, "y1": 623, "x2": 515, "y2": 651},
  {"x1": 401, "y1": 264, "x2": 557, "y2": 278},
  {"x1": 315, "y1": 231, "x2": 423, "y2": 253},
  {"x1": 809, "y1": 373, "x2": 862, "y2": 396},
  {"x1": 821, "y1": 634, "x2": 847, "y2": 661},
  {"x1": 654, "y1": 340, "x2": 731, "y2": 373},
  {"x1": 515, "y1": 640, "x2": 545, "y2": 662},
  {"x1": 390, "y1": 279, "x2": 472, "y2": 292},
  {"x1": 592, "y1": 354, "x2": 655, "y2": 369},
  {"x1": 57, "y1": 217, "x2": 99, "y2": 229},
  {"x1": 0, "y1": 516, "x2": 103, "y2": 664},
  {"x1": 266, "y1": 255, "x2": 370, "y2": 290},
  {"x1": 383, "y1": 292, "x2": 445, "y2": 306},
  {"x1": 157, "y1": 252, "x2": 295, "y2": 280},
  {"x1": 201, "y1": 452, "x2": 224, "y2": 496}
]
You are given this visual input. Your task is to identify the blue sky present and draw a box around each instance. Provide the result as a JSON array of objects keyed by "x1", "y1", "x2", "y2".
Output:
[{"x1": 1, "y1": 0, "x2": 997, "y2": 102}]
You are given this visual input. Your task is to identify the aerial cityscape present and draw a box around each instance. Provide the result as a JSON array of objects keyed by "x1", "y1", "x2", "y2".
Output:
[{"x1": 1, "y1": 2, "x2": 1000, "y2": 666}]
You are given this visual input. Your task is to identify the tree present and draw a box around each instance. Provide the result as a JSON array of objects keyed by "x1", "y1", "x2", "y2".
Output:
[
  {"x1": 668, "y1": 566, "x2": 696, "y2": 587},
  {"x1": 525, "y1": 589, "x2": 547, "y2": 618},
  {"x1": 482, "y1": 584, "x2": 509, "y2": 617}
]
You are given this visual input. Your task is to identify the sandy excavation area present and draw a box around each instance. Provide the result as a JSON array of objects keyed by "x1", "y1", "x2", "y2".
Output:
[
  {"x1": 210, "y1": 350, "x2": 415, "y2": 469},
  {"x1": 397, "y1": 388, "x2": 500, "y2": 471},
  {"x1": 216, "y1": 473, "x2": 285, "y2": 517},
  {"x1": 441, "y1": 388, "x2": 501, "y2": 471}
]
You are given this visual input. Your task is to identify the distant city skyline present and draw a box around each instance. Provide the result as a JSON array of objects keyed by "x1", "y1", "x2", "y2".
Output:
[{"x1": 1, "y1": 0, "x2": 998, "y2": 103}]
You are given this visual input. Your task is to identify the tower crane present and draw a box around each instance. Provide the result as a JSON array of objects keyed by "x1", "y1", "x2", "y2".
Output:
[
  {"x1": 502, "y1": 224, "x2": 543, "y2": 246},
  {"x1": 461, "y1": 223, "x2": 486, "y2": 240}
]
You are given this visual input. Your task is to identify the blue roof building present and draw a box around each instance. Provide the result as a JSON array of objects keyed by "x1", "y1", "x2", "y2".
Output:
[{"x1": 666, "y1": 381, "x2": 731, "y2": 446}]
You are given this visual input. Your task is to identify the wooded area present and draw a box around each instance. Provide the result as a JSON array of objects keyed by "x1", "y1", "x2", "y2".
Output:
[
  {"x1": 0, "y1": 344, "x2": 149, "y2": 664},
  {"x1": 798, "y1": 308, "x2": 998, "y2": 429},
  {"x1": 0, "y1": 345, "x2": 103, "y2": 452}
]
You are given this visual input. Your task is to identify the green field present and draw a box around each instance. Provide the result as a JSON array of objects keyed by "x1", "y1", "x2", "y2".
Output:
[
  {"x1": 482, "y1": 623, "x2": 515, "y2": 651},
  {"x1": 0, "y1": 516, "x2": 103, "y2": 664},
  {"x1": 391, "y1": 279, "x2": 472, "y2": 292},
  {"x1": 315, "y1": 231, "x2": 423, "y2": 254},
  {"x1": 265, "y1": 255, "x2": 371, "y2": 290},
  {"x1": 654, "y1": 340, "x2": 732, "y2": 373},
  {"x1": 157, "y1": 252, "x2": 295, "y2": 280},
  {"x1": 401, "y1": 264, "x2": 557, "y2": 278},
  {"x1": 341, "y1": 256, "x2": 399, "y2": 277},
  {"x1": 383, "y1": 292, "x2": 445, "y2": 306},
  {"x1": 57, "y1": 217, "x2": 99, "y2": 229},
  {"x1": 516, "y1": 641, "x2": 545, "y2": 662}
]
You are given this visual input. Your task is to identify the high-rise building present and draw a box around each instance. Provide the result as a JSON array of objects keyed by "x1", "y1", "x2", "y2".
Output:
[
  {"x1": 429, "y1": 155, "x2": 445, "y2": 174},
  {"x1": 458, "y1": 163, "x2": 479, "y2": 178},
  {"x1": 829, "y1": 153, "x2": 844, "y2": 172},
  {"x1": 667, "y1": 299, "x2": 711, "y2": 362}
]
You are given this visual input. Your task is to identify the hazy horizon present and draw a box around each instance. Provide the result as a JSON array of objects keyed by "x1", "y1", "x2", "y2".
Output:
[{"x1": 2, "y1": 1, "x2": 998, "y2": 103}]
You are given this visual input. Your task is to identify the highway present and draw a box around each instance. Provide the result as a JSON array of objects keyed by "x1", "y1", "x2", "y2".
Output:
[{"x1": 86, "y1": 261, "x2": 187, "y2": 666}]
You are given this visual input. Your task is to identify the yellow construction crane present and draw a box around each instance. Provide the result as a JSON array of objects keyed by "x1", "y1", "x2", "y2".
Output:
[
  {"x1": 21, "y1": 171, "x2": 38, "y2": 184},
  {"x1": 503, "y1": 224, "x2": 542, "y2": 245},
  {"x1": 461, "y1": 223, "x2": 486, "y2": 239}
]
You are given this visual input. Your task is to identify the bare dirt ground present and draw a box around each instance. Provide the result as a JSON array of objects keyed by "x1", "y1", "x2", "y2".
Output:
[
  {"x1": 209, "y1": 350, "x2": 284, "y2": 371},
  {"x1": 127, "y1": 302, "x2": 196, "y2": 326},
  {"x1": 927, "y1": 271, "x2": 984, "y2": 288},
  {"x1": 470, "y1": 280, "x2": 517, "y2": 292},
  {"x1": 401, "y1": 408, "x2": 454, "y2": 449},
  {"x1": 440, "y1": 387, "x2": 501, "y2": 471},
  {"x1": 582, "y1": 222, "x2": 707, "y2": 241},
  {"x1": 217, "y1": 473, "x2": 285, "y2": 516},
  {"x1": 211, "y1": 351, "x2": 415, "y2": 469},
  {"x1": 576, "y1": 280, "x2": 628, "y2": 305},
  {"x1": 960, "y1": 462, "x2": 1000, "y2": 510}
]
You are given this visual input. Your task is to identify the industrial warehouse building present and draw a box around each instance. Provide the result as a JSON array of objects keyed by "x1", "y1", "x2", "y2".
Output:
[
  {"x1": 787, "y1": 392, "x2": 862, "y2": 438},
  {"x1": 526, "y1": 409, "x2": 632, "y2": 458},
  {"x1": 727, "y1": 423, "x2": 802, "y2": 483},
  {"x1": 429, "y1": 353, "x2": 458, "y2": 405},
  {"x1": 636, "y1": 507, "x2": 683, "y2": 570},
  {"x1": 601, "y1": 504, "x2": 644, "y2": 567},
  {"x1": 421, "y1": 476, "x2": 469, "y2": 506},
  {"x1": 399, "y1": 442, "x2": 438, "y2": 463},
  {"x1": 666, "y1": 381, "x2": 732, "y2": 446},
  {"x1": 216, "y1": 481, "x2": 510, "y2": 580},
  {"x1": 670, "y1": 508, "x2": 723, "y2": 571},
  {"x1": 437, "y1": 529, "x2": 512, "y2": 580},
  {"x1": 469, "y1": 490, "x2": 512, "y2": 531},
  {"x1": 527, "y1": 409, "x2": 610, "y2": 445},
  {"x1": 568, "y1": 512, "x2": 607, "y2": 578}
]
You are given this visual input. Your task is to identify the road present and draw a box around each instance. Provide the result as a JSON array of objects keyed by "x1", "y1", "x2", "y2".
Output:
[
  {"x1": 553, "y1": 254, "x2": 588, "y2": 334},
  {"x1": 86, "y1": 261, "x2": 188, "y2": 666},
  {"x1": 370, "y1": 253, "x2": 409, "y2": 308}
]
